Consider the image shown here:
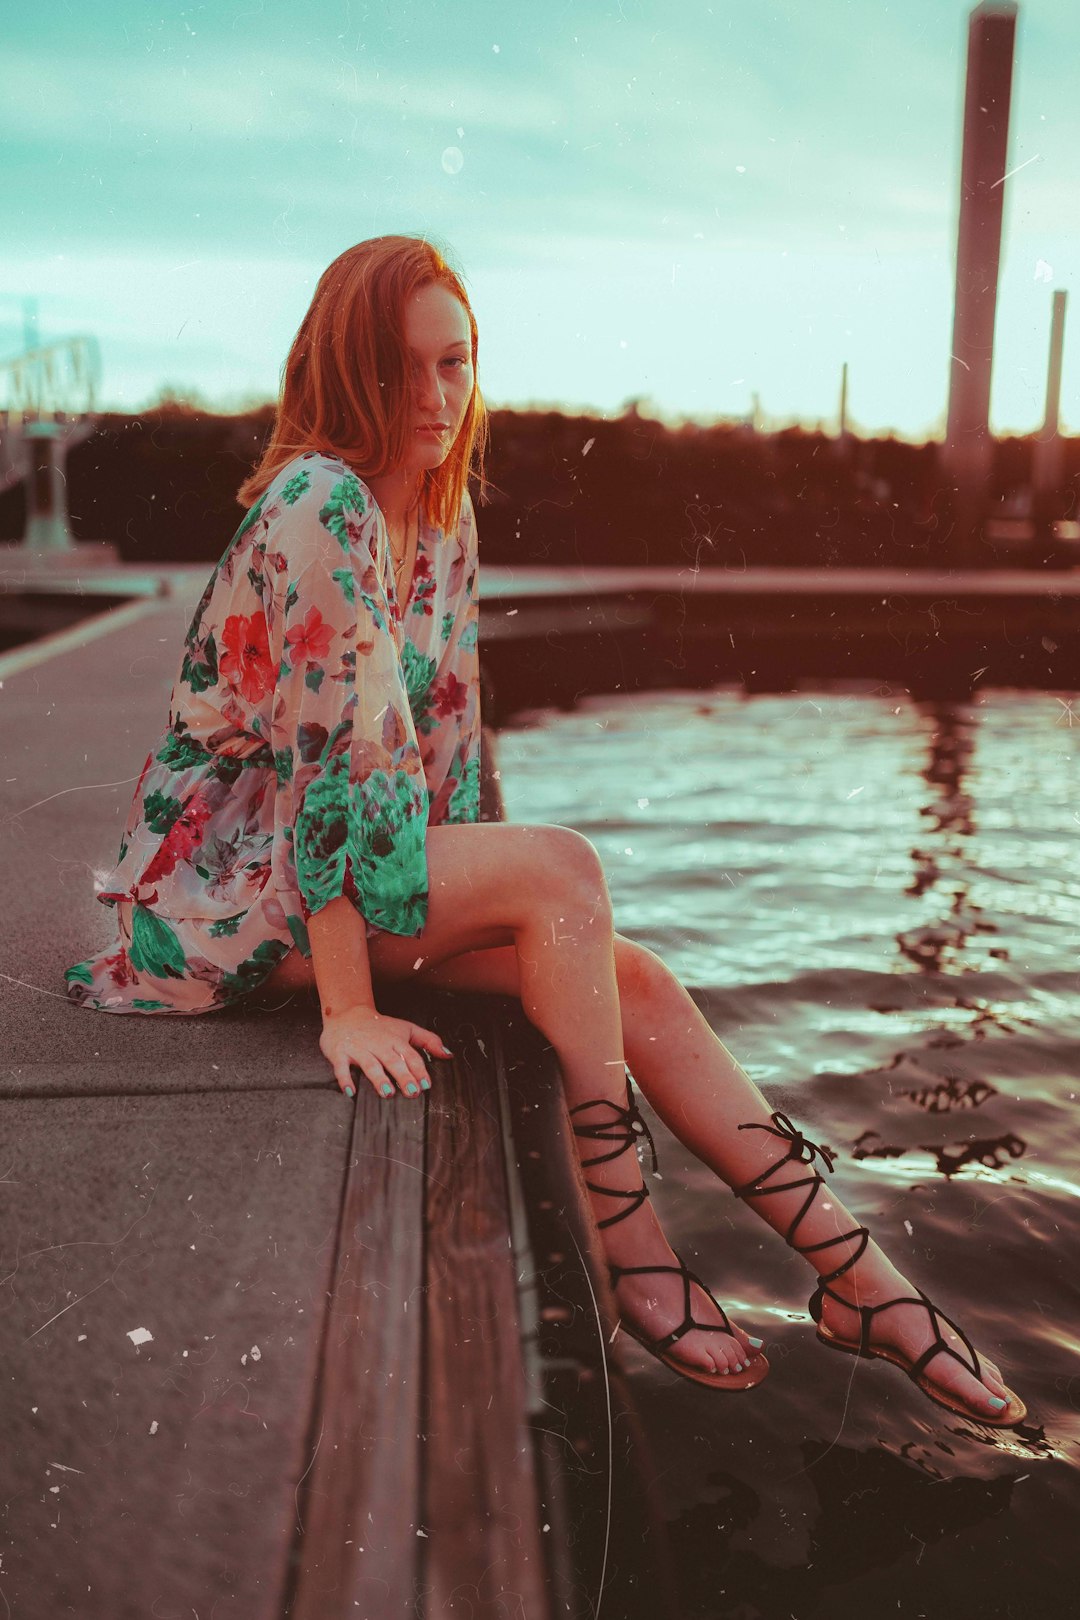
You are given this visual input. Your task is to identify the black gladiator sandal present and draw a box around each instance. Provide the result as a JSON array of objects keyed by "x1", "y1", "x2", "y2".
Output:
[
  {"x1": 732, "y1": 1111, "x2": 1027, "y2": 1427},
  {"x1": 568, "y1": 1069, "x2": 769, "y2": 1393}
]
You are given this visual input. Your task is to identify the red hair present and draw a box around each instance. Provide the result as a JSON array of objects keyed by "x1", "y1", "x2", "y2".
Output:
[{"x1": 236, "y1": 234, "x2": 488, "y2": 532}]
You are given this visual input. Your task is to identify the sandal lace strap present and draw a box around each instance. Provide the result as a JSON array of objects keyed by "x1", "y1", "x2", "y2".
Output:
[
  {"x1": 862, "y1": 1286, "x2": 985, "y2": 1382},
  {"x1": 735, "y1": 1116, "x2": 991, "y2": 1392},
  {"x1": 733, "y1": 1110, "x2": 870, "y2": 1286},
  {"x1": 609, "y1": 1252, "x2": 735, "y2": 1353},
  {"x1": 736, "y1": 1111, "x2": 837, "y2": 1178},
  {"x1": 568, "y1": 1068, "x2": 659, "y2": 1230}
]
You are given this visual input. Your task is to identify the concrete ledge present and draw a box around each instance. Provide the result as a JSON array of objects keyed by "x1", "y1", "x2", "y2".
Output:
[
  {"x1": 3, "y1": 1087, "x2": 350, "y2": 1617},
  {"x1": 1, "y1": 578, "x2": 673, "y2": 1617}
]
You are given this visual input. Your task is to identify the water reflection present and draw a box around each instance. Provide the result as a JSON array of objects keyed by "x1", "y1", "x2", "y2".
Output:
[
  {"x1": 871, "y1": 700, "x2": 1033, "y2": 1214},
  {"x1": 496, "y1": 684, "x2": 1080, "y2": 1615},
  {"x1": 899, "y1": 701, "x2": 992, "y2": 972},
  {"x1": 853, "y1": 1125, "x2": 1027, "y2": 1179},
  {"x1": 901, "y1": 1074, "x2": 996, "y2": 1112}
]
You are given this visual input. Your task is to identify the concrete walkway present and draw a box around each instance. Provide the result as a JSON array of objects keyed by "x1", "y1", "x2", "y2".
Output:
[
  {"x1": 1, "y1": 577, "x2": 675, "y2": 1620},
  {"x1": 2, "y1": 580, "x2": 360, "y2": 1614}
]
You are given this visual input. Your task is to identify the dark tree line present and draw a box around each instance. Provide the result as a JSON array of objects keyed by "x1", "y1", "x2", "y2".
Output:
[{"x1": 2, "y1": 400, "x2": 1075, "y2": 569}]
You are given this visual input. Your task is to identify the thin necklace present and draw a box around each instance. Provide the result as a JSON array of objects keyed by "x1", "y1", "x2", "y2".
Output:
[{"x1": 392, "y1": 502, "x2": 419, "y2": 612}]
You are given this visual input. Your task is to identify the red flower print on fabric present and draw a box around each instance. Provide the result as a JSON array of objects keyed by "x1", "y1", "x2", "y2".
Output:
[
  {"x1": 431, "y1": 670, "x2": 469, "y2": 720},
  {"x1": 104, "y1": 946, "x2": 136, "y2": 989},
  {"x1": 410, "y1": 555, "x2": 436, "y2": 616},
  {"x1": 285, "y1": 605, "x2": 334, "y2": 665},
  {"x1": 221, "y1": 611, "x2": 274, "y2": 703},
  {"x1": 140, "y1": 789, "x2": 215, "y2": 886}
]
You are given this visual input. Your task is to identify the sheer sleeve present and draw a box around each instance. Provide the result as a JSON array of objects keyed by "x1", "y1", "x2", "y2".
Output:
[
  {"x1": 264, "y1": 460, "x2": 430, "y2": 947},
  {"x1": 427, "y1": 487, "x2": 481, "y2": 826}
]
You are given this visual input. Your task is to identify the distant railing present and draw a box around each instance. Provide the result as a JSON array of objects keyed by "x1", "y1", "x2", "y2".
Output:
[{"x1": 0, "y1": 335, "x2": 102, "y2": 546}]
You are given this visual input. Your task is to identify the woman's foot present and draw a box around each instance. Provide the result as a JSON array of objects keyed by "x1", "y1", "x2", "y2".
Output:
[
  {"x1": 726, "y1": 1109, "x2": 1022, "y2": 1421},
  {"x1": 816, "y1": 1253, "x2": 1016, "y2": 1420},
  {"x1": 568, "y1": 1074, "x2": 765, "y2": 1384},
  {"x1": 595, "y1": 1193, "x2": 763, "y2": 1378}
]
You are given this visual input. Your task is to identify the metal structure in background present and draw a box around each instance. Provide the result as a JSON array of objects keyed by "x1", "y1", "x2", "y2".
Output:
[
  {"x1": 942, "y1": 1, "x2": 1019, "y2": 561},
  {"x1": 0, "y1": 333, "x2": 102, "y2": 552}
]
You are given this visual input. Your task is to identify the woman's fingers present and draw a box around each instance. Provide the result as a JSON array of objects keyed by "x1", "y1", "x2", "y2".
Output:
[
  {"x1": 383, "y1": 1044, "x2": 430, "y2": 1095},
  {"x1": 411, "y1": 1024, "x2": 454, "y2": 1061},
  {"x1": 361, "y1": 1055, "x2": 396, "y2": 1098},
  {"x1": 328, "y1": 1020, "x2": 452, "y2": 1102},
  {"x1": 338, "y1": 1046, "x2": 427, "y2": 1099},
  {"x1": 329, "y1": 1048, "x2": 393, "y2": 1100},
  {"x1": 332, "y1": 1058, "x2": 355, "y2": 1096},
  {"x1": 379, "y1": 1024, "x2": 452, "y2": 1094}
]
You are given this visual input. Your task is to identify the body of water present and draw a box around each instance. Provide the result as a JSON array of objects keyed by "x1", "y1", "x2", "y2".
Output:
[{"x1": 496, "y1": 680, "x2": 1080, "y2": 1620}]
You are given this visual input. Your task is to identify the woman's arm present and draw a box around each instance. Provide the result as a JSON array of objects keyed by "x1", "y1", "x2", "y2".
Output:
[
  {"x1": 309, "y1": 896, "x2": 452, "y2": 1099},
  {"x1": 308, "y1": 894, "x2": 375, "y2": 1019},
  {"x1": 261, "y1": 461, "x2": 448, "y2": 1097}
]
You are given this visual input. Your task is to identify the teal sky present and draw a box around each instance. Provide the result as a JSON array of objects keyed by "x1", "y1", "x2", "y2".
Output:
[{"x1": 3, "y1": 0, "x2": 1077, "y2": 437}]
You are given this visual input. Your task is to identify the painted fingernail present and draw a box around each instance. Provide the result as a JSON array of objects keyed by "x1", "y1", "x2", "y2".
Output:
[
  {"x1": 381, "y1": 1081, "x2": 393, "y2": 1098},
  {"x1": 988, "y1": 1395, "x2": 1007, "y2": 1410},
  {"x1": 420, "y1": 1077, "x2": 431, "y2": 1091},
  {"x1": 748, "y1": 1336, "x2": 764, "y2": 1350},
  {"x1": 405, "y1": 1081, "x2": 418, "y2": 1096},
  {"x1": 345, "y1": 1085, "x2": 355, "y2": 1098}
]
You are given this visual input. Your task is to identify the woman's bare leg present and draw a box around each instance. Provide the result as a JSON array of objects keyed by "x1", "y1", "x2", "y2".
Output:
[
  {"x1": 490, "y1": 836, "x2": 763, "y2": 1375},
  {"x1": 263, "y1": 824, "x2": 761, "y2": 1377},
  {"x1": 413, "y1": 930, "x2": 1015, "y2": 1418}
]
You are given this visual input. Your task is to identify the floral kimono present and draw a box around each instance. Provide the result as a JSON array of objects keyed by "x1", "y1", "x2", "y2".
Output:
[{"x1": 64, "y1": 451, "x2": 481, "y2": 1014}]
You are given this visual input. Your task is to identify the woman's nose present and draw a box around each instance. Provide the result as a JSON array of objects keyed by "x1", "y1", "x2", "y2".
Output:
[{"x1": 414, "y1": 367, "x2": 446, "y2": 413}]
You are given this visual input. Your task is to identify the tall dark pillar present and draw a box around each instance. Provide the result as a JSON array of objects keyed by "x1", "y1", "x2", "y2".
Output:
[{"x1": 943, "y1": 1, "x2": 1019, "y2": 565}]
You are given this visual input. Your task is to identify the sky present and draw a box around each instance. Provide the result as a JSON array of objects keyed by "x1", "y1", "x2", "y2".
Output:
[{"x1": 2, "y1": 0, "x2": 1078, "y2": 439}]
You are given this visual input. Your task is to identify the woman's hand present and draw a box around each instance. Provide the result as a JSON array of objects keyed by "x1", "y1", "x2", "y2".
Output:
[{"x1": 319, "y1": 1004, "x2": 453, "y2": 1099}]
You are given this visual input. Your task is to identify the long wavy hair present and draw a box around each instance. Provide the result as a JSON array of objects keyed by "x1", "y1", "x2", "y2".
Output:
[{"x1": 236, "y1": 235, "x2": 488, "y2": 533}]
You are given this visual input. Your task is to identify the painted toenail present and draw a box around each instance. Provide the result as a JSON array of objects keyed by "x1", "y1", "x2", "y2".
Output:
[
  {"x1": 748, "y1": 1336, "x2": 764, "y2": 1349},
  {"x1": 987, "y1": 1395, "x2": 1007, "y2": 1410}
]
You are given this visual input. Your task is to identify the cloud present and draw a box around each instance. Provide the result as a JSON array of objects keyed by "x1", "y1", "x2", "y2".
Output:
[{"x1": 2, "y1": 1, "x2": 1076, "y2": 432}]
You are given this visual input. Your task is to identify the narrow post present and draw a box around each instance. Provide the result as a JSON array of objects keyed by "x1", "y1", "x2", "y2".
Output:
[
  {"x1": 836, "y1": 360, "x2": 854, "y2": 470},
  {"x1": 941, "y1": 1, "x2": 1019, "y2": 566},
  {"x1": 1036, "y1": 288, "x2": 1068, "y2": 495}
]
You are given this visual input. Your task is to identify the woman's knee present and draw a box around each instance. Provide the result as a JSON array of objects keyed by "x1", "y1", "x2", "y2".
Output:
[
  {"x1": 614, "y1": 934, "x2": 676, "y2": 1002},
  {"x1": 528, "y1": 824, "x2": 614, "y2": 915}
]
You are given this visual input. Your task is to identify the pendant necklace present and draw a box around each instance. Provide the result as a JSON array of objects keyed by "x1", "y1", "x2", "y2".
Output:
[{"x1": 392, "y1": 502, "x2": 420, "y2": 616}]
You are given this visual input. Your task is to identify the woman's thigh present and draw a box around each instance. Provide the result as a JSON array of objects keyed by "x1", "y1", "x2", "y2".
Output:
[
  {"x1": 262, "y1": 820, "x2": 608, "y2": 993},
  {"x1": 409, "y1": 929, "x2": 658, "y2": 1002}
]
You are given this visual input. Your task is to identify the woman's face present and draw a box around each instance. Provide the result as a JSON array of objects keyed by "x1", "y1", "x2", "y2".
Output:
[{"x1": 399, "y1": 282, "x2": 475, "y2": 477}]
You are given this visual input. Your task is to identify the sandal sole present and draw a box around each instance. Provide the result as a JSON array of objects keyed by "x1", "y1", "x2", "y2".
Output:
[
  {"x1": 617, "y1": 1324, "x2": 770, "y2": 1392},
  {"x1": 815, "y1": 1323, "x2": 1027, "y2": 1426}
]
